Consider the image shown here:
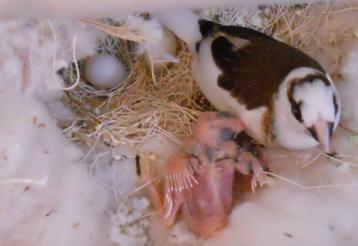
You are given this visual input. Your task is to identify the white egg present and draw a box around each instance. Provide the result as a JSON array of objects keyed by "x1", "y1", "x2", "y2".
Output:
[
  {"x1": 85, "y1": 53, "x2": 128, "y2": 89},
  {"x1": 144, "y1": 27, "x2": 177, "y2": 73}
]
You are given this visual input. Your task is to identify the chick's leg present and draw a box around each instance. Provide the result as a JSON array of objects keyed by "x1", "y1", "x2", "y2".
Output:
[
  {"x1": 234, "y1": 132, "x2": 269, "y2": 192},
  {"x1": 235, "y1": 151, "x2": 268, "y2": 192}
]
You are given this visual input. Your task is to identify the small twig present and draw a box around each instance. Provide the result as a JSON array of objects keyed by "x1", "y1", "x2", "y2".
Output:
[
  {"x1": 0, "y1": 177, "x2": 48, "y2": 187},
  {"x1": 81, "y1": 18, "x2": 144, "y2": 42},
  {"x1": 89, "y1": 150, "x2": 111, "y2": 174},
  {"x1": 264, "y1": 171, "x2": 358, "y2": 190},
  {"x1": 140, "y1": 209, "x2": 161, "y2": 220},
  {"x1": 49, "y1": 22, "x2": 80, "y2": 91},
  {"x1": 79, "y1": 132, "x2": 103, "y2": 163},
  {"x1": 147, "y1": 52, "x2": 158, "y2": 86},
  {"x1": 61, "y1": 36, "x2": 80, "y2": 91},
  {"x1": 96, "y1": 178, "x2": 122, "y2": 203},
  {"x1": 336, "y1": 153, "x2": 358, "y2": 160},
  {"x1": 48, "y1": 20, "x2": 59, "y2": 85},
  {"x1": 301, "y1": 151, "x2": 323, "y2": 168},
  {"x1": 324, "y1": 152, "x2": 358, "y2": 168},
  {"x1": 339, "y1": 124, "x2": 358, "y2": 135},
  {"x1": 62, "y1": 120, "x2": 78, "y2": 133},
  {"x1": 125, "y1": 175, "x2": 161, "y2": 200}
]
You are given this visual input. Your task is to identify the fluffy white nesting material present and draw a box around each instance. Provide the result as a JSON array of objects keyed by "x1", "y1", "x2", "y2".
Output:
[
  {"x1": 0, "y1": 89, "x2": 113, "y2": 246},
  {"x1": 0, "y1": 20, "x2": 105, "y2": 101},
  {"x1": 154, "y1": 10, "x2": 202, "y2": 53},
  {"x1": 110, "y1": 197, "x2": 150, "y2": 246},
  {"x1": 339, "y1": 46, "x2": 358, "y2": 132},
  {"x1": 119, "y1": 15, "x2": 179, "y2": 68},
  {"x1": 0, "y1": 20, "x2": 124, "y2": 246},
  {"x1": 161, "y1": 139, "x2": 358, "y2": 246},
  {"x1": 93, "y1": 145, "x2": 139, "y2": 202},
  {"x1": 200, "y1": 6, "x2": 264, "y2": 28},
  {"x1": 0, "y1": 0, "x2": 326, "y2": 18},
  {"x1": 125, "y1": 15, "x2": 163, "y2": 46},
  {"x1": 209, "y1": 156, "x2": 358, "y2": 246}
]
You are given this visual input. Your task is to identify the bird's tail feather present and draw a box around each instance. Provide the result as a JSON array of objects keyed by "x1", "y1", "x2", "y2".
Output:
[{"x1": 153, "y1": 10, "x2": 204, "y2": 53}]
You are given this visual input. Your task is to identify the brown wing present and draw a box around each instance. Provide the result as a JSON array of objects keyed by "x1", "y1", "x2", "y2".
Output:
[{"x1": 210, "y1": 26, "x2": 324, "y2": 110}]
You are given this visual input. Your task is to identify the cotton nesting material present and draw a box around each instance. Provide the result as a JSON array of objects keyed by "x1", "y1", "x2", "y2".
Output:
[
  {"x1": 144, "y1": 27, "x2": 178, "y2": 73},
  {"x1": 85, "y1": 53, "x2": 128, "y2": 89},
  {"x1": 81, "y1": 16, "x2": 178, "y2": 75}
]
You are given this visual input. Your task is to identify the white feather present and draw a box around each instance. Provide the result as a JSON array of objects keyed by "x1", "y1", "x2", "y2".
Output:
[
  {"x1": 154, "y1": 10, "x2": 202, "y2": 52},
  {"x1": 294, "y1": 79, "x2": 336, "y2": 127},
  {"x1": 273, "y1": 68, "x2": 319, "y2": 149},
  {"x1": 125, "y1": 15, "x2": 163, "y2": 46}
]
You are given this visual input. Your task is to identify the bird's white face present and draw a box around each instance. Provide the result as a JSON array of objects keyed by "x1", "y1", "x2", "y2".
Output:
[{"x1": 289, "y1": 76, "x2": 341, "y2": 152}]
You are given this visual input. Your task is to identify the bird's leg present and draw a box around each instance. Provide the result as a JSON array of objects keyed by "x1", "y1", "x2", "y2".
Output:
[
  {"x1": 235, "y1": 151, "x2": 268, "y2": 192},
  {"x1": 212, "y1": 141, "x2": 239, "y2": 162},
  {"x1": 234, "y1": 132, "x2": 269, "y2": 192}
]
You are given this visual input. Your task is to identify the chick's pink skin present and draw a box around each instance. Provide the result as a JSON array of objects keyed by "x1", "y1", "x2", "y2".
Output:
[
  {"x1": 187, "y1": 112, "x2": 267, "y2": 190},
  {"x1": 143, "y1": 112, "x2": 268, "y2": 237},
  {"x1": 191, "y1": 112, "x2": 245, "y2": 147},
  {"x1": 144, "y1": 151, "x2": 236, "y2": 237},
  {"x1": 184, "y1": 158, "x2": 235, "y2": 237}
]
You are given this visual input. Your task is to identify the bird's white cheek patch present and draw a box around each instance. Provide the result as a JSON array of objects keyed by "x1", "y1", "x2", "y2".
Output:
[
  {"x1": 272, "y1": 69, "x2": 320, "y2": 150},
  {"x1": 295, "y1": 81, "x2": 336, "y2": 126}
]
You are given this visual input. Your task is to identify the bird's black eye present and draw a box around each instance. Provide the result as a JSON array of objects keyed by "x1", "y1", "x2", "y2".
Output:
[{"x1": 291, "y1": 101, "x2": 303, "y2": 123}]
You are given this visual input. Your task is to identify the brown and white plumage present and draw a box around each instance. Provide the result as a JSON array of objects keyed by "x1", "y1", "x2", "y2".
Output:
[{"x1": 155, "y1": 11, "x2": 341, "y2": 152}]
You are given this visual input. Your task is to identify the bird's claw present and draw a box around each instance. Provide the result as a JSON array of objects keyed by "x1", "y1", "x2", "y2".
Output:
[
  {"x1": 250, "y1": 168, "x2": 268, "y2": 193},
  {"x1": 236, "y1": 150, "x2": 269, "y2": 193}
]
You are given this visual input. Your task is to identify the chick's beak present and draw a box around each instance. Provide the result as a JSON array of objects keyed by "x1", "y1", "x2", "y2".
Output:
[{"x1": 312, "y1": 119, "x2": 331, "y2": 153}]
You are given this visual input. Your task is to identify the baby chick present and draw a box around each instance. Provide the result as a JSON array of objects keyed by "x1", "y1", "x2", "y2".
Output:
[
  {"x1": 142, "y1": 112, "x2": 268, "y2": 237},
  {"x1": 155, "y1": 11, "x2": 341, "y2": 153}
]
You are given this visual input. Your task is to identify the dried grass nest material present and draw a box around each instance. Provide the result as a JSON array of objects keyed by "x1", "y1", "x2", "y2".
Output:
[
  {"x1": 60, "y1": 36, "x2": 211, "y2": 147},
  {"x1": 203, "y1": 2, "x2": 358, "y2": 73},
  {"x1": 60, "y1": 2, "x2": 358, "y2": 148}
]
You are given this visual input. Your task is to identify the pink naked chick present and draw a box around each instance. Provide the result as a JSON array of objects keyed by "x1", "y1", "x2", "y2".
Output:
[{"x1": 142, "y1": 112, "x2": 269, "y2": 237}]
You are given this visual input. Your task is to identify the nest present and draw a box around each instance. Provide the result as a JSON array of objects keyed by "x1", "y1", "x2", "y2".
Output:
[
  {"x1": 60, "y1": 36, "x2": 210, "y2": 147},
  {"x1": 60, "y1": 1, "x2": 358, "y2": 148}
]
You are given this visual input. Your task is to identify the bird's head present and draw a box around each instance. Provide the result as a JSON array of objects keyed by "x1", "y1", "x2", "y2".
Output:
[{"x1": 288, "y1": 73, "x2": 341, "y2": 153}]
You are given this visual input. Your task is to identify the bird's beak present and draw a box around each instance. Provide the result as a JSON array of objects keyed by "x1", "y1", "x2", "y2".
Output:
[{"x1": 312, "y1": 119, "x2": 331, "y2": 153}]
